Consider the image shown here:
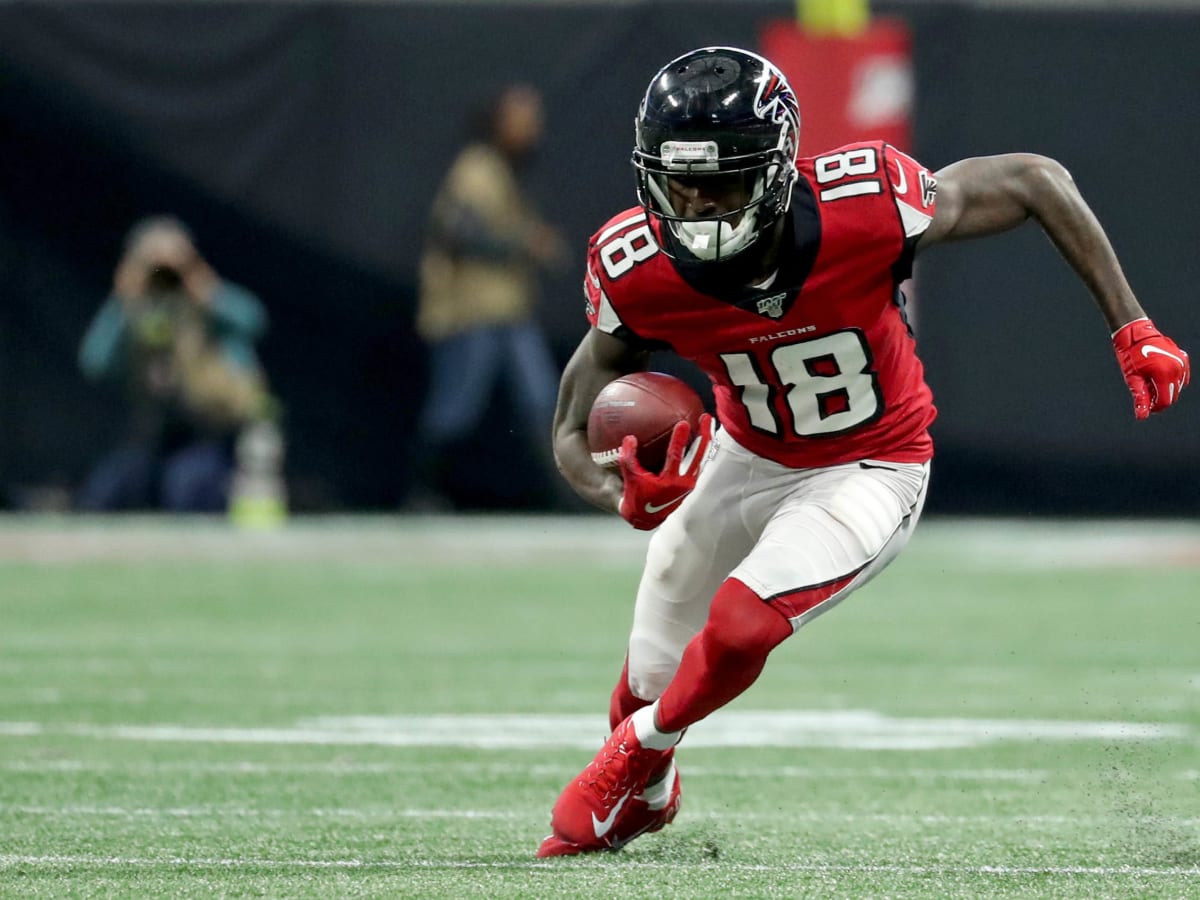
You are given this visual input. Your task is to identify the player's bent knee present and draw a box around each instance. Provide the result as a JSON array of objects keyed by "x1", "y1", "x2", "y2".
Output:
[
  {"x1": 643, "y1": 530, "x2": 696, "y2": 592},
  {"x1": 627, "y1": 668, "x2": 671, "y2": 702},
  {"x1": 704, "y1": 578, "x2": 794, "y2": 657},
  {"x1": 625, "y1": 640, "x2": 678, "y2": 701}
]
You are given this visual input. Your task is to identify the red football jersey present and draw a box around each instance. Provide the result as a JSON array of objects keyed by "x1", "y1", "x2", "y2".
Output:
[{"x1": 583, "y1": 141, "x2": 939, "y2": 469}]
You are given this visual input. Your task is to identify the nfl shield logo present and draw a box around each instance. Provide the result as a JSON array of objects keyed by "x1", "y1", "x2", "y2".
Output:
[{"x1": 756, "y1": 292, "x2": 787, "y2": 319}]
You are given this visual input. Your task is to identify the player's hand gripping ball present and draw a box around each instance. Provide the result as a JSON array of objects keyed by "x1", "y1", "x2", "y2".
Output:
[
  {"x1": 588, "y1": 372, "x2": 705, "y2": 472},
  {"x1": 587, "y1": 373, "x2": 713, "y2": 530}
]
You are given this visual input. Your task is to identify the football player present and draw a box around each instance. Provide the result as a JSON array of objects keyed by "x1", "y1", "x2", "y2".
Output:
[{"x1": 537, "y1": 47, "x2": 1189, "y2": 857}]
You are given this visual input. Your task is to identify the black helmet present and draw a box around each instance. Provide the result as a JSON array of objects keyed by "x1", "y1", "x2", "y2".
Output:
[{"x1": 633, "y1": 47, "x2": 801, "y2": 271}]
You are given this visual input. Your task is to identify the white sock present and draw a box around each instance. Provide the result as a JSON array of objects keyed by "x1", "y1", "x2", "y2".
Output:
[
  {"x1": 636, "y1": 760, "x2": 677, "y2": 810},
  {"x1": 631, "y1": 702, "x2": 681, "y2": 751}
]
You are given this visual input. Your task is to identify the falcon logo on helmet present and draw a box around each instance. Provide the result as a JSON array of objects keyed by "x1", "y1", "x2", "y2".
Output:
[{"x1": 752, "y1": 70, "x2": 799, "y2": 131}]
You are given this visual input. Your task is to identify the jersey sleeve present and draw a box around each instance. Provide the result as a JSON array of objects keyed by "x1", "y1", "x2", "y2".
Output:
[
  {"x1": 580, "y1": 211, "x2": 674, "y2": 350},
  {"x1": 883, "y1": 144, "x2": 937, "y2": 242},
  {"x1": 582, "y1": 249, "x2": 608, "y2": 330},
  {"x1": 807, "y1": 141, "x2": 935, "y2": 266},
  {"x1": 882, "y1": 144, "x2": 938, "y2": 280},
  {"x1": 582, "y1": 230, "x2": 651, "y2": 345},
  {"x1": 582, "y1": 249, "x2": 629, "y2": 335}
]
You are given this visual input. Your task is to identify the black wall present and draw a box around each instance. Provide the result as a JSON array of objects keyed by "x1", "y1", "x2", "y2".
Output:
[{"x1": 1, "y1": 1, "x2": 1197, "y2": 513}]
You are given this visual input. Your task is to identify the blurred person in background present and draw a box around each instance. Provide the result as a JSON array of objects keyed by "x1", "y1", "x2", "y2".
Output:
[
  {"x1": 410, "y1": 83, "x2": 569, "y2": 509},
  {"x1": 78, "y1": 215, "x2": 273, "y2": 513}
]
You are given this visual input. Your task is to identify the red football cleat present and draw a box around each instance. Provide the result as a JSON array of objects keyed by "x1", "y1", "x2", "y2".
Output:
[
  {"x1": 609, "y1": 759, "x2": 682, "y2": 849},
  {"x1": 536, "y1": 755, "x2": 682, "y2": 857},
  {"x1": 535, "y1": 832, "x2": 586, "y2": 858},
  {"x1": 536, "y1": 716, "x2": 673, "y2": 856}
]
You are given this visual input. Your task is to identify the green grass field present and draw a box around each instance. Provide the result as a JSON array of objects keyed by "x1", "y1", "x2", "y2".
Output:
[{"x1": 0, "y1": 515, "x2": 1197, "y2": 898}]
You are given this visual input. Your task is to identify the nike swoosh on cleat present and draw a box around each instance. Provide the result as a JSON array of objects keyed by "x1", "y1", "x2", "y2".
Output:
[
  {"x1": 644, "y1": 495, "x2": 687, "y2": 515},
  {"x1": 591, "y1": 791, "x2": 632, "y2": 839},
  {"x1": 1141, "y1": 345, "x2": 1185, "y2": 366}
]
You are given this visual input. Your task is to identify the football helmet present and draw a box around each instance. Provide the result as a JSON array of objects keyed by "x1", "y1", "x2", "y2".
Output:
[{"x1": 633, "y1": 47, "x2": 800, "y2": 273}]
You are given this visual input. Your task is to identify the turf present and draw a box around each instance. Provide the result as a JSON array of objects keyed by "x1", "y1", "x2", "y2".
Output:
[{"x1": 0, "y1": 515, "x2": 1197, "y2": 898}]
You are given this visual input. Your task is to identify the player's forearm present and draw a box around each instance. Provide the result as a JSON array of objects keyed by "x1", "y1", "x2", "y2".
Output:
[
  {"x1": 1020, "y1": 158, "x2": 1144, "y2": 331},
  {"x1": 927, "y1": 155, "x2": 1145, "y2": 332},
  {"x1": 551, "y1": 330, "x2": 646, "y2": 513},
  {"x1": 553, "y1": 427, "x2": 623, "y2": 514},
  {"x1": 552, "y1": 375, "x2": 624, "y2": 513}
]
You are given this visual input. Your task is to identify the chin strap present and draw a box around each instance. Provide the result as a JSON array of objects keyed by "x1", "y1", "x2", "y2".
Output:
[
  {"x1": 646, "y1": 174, "x2": 764, "y2": 261},
  {"x1": 676, "y1": 214, "x2": 758, "y2": 259}
]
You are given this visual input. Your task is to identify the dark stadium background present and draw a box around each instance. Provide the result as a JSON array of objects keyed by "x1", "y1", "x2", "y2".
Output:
[{"x1": 1, "y1": 0, "x2": 1196, "y2": 513}]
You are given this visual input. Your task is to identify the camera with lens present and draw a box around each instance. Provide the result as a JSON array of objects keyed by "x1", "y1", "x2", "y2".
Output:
[{"x1": 147, "y1": 264, "x2": 183, "y2": 295}]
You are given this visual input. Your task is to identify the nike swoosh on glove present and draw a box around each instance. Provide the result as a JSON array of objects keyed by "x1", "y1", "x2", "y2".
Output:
[
  {"x1": 1111, "y1": 317, "x2": 1190, "y2": 420},
  {"x1": 617, "y1": 414, "x2": 714, "y2": 531}
]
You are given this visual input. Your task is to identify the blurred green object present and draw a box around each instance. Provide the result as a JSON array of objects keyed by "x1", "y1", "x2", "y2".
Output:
[
  {"x1": 228, "y1": 419, "x2": 288, "y2": 530},
  {"x1": 798, "y1": 0, "x2": 870, "y2": 36},
  {"x1": 228, "y1": 494, "x2": 286, "y2": 530},
  {"x1": 130, "y1": 301, "x2": 178, "y2": 349}
]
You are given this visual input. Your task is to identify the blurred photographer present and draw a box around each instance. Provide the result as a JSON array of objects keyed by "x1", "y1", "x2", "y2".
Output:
[{"x1": 77, "y1": 216, "x2": 272, "y2": 512}]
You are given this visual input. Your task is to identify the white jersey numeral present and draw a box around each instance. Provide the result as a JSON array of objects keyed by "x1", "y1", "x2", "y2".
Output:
[
  {"x1": 599, "y1": 223, "x2": 658, "y2": 279},
  {"x1": 813, "y1": 148, "x2": 883, "y2": 203},
  {"x1": 720, "y1": 330, "x2": 883, "y2": 438}
]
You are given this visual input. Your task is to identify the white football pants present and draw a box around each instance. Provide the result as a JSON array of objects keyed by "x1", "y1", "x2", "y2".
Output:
[{"x1": 626, "y1": 427, "x2": 930, "y2": 702}]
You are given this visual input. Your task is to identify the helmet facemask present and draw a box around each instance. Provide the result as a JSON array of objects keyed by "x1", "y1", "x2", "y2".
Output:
[
  {"x1": 632, "y1": 48, "x2": 802, "y2": 276},
  {"x1": 635, "y1": 136, "x2": 796, "y2": 264}
]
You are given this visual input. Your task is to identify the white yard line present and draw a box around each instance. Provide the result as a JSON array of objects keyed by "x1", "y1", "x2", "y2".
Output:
[
  {"x1": 0, "y1": 804, "x2": 516, "y2": 819},
  {"x1": 0, "y1": 515, "x2": 1197, "y2": 569},
  {"x1": 0, "y1": 759, "x2": 1057, "y2": 781},
  {"x1": 3, "y1": 803, "x2": 1198, "y2": 828},
  {"x1": 0, "y1": 854, "x2": 1195, "y2": 878},
  {"x1": 0, "y1": 515, "x2": 650, "y2": 566},
  {"x1": 0, "y1": 710, "x2": 1188, "y2": 751}
]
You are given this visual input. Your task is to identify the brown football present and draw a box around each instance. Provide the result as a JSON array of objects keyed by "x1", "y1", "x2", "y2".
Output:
[{"x1": 587, "y1": 372, "x2": 705, "y2": 473}]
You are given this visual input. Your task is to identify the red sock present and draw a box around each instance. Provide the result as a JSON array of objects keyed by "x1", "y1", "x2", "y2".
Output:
[
  {"x1": 654, "y1": 578, "x2": 792, "y2": 734},
  {"x1": 609, "y1": 656, "x2": 652, "y2": 731}
]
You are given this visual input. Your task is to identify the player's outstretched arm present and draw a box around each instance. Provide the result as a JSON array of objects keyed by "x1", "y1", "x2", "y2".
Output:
[
  {"x1": 918, "y1": 154, "x2": 1143, "y2": 329},
  {"x1": 552, "y1": 328, "x2": 649, "y2": 512},
  {"x1": 918, "y1": 153, "x2": 1189, "y2": 417}
]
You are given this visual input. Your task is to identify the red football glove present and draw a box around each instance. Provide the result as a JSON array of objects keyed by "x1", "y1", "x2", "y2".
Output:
[
  {"x1": 617, "y1": 414, "x2": 714, "y2": 530},
  {"x1": 1111, "y1": 317, "x2": 1190, "y2": 420}
]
